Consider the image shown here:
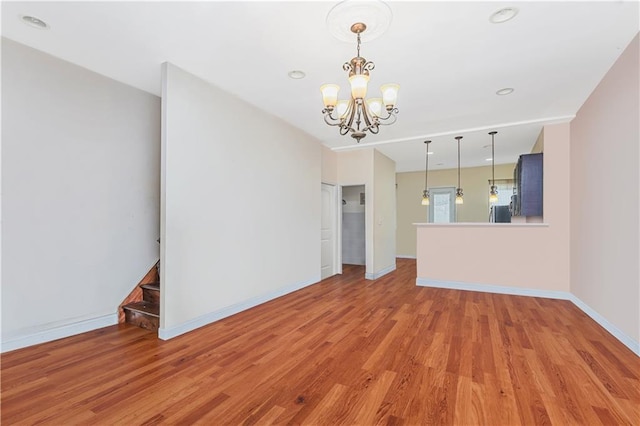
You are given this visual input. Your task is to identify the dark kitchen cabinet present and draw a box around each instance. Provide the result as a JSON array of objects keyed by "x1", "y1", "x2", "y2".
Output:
[{"x1": 512, "y1": 153, "x2": 543, "y2": 217}]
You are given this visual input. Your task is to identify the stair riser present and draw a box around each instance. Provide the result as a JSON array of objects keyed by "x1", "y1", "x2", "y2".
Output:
[
  {"x1": 143, "y1": 288, "x2": 160, "y2": 305},
  {"x1": 124, "y1": 309, "x2": 159, "y2": 331}
]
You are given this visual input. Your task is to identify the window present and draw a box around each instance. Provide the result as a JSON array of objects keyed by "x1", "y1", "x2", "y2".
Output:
[
  {"x1": 490, "y1": 179, "x2": 515, "y2": 206},
  {"x1": 429, "y1": 187, "x2": 456, "y2": 223}
]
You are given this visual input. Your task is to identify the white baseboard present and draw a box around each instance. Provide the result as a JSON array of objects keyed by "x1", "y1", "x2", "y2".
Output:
[
  {"x1": 365, "y1": 264, "x2": 397, "y2": 280},
  {"x1": 416, "y1": 278, "x2": 571, "y2": 300},
  {"x1": 396, "y1": 255, "x2": 417, "y2": 259},
  {"x1": 567, "y1": 294, "x2": 640, "y2": 356},
  {"x1": 158, "y1": 275, "x2": 320, "y2": 340},
  {"x1": 1, "y1": 312, "x2": 118, "y2": 353},
  {"x1": 416, "y1": 278, "x2": 639, "y2": 356}
]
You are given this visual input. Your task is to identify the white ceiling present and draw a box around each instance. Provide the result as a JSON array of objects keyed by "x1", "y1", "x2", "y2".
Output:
[{"x1": 2, "y1": 1, "x2": 638, "y2": 172}]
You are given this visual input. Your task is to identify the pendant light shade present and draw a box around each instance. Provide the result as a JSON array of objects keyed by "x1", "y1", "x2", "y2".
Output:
[
  {"x1": 489, "y1": 131, "x2": 499, "y2": 203},
  {"x1": 489, "y1": 187, "x2": 499, "y2": 203},
  {"x1": 421, "y1": 140, "x2": 431, "y2": 205},
  {"x1": 455, "y1": 136, "x2": 464, "y2": 205}
]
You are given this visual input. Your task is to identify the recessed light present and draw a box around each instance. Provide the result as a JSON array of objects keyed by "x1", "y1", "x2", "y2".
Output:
[
  {"x1": 485, "y1": 158, "x2": 493, "y2": 161},
  {"x1": 427, "y1": 151, "x2": 434, "y2": 155},
  {"x1": 496, "y1": 87, "x2": 514, "y2": 96},
  {"x1": 20, "y1": 15, "x2": 49, "y2": 30},
  {"x1": 288, "y1": 70, "x2": 306, "y2": 79},
  {"x1": 489, "y1": 7, "x2": 518, "y2": 24}
]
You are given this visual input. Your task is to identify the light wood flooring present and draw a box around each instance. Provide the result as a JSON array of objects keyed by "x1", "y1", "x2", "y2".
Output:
[{"x1": 2, "y1": 259, "x2": 639, "y2": 425}]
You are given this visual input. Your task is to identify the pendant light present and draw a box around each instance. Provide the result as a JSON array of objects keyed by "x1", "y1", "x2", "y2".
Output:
[
  {"x1": 489, "y1": 131, "x2": 499, "y2": 203},
  {"x1": 455, "y1": 136, "x2": 464, "y2": 205},
  {"x1": 421, "y1": 140, "x2": 431, "y2": 205}
]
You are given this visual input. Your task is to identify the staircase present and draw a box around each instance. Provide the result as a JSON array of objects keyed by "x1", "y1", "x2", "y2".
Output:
[
  {"x1": 121, "y1": 261, "x2": 160, "y2": 331},
  {"x1": 123, "y1": 283, "x2": 160, "y2": 330}
]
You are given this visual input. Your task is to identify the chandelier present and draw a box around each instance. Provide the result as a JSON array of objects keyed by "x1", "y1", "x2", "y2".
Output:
[{"x1": 320, "y1": 22, "x2": 399, "y2": 143}]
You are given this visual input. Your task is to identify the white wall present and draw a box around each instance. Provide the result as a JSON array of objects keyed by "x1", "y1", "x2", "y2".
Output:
[
  {"x1": 1, "y1": 39, "x2": 161, "y2": 350},
  {"x1": 321, "y1": 144, "x2": 338, "y2": 185},
  {"x1": 570, "y1": 34, "x2": 639, "y2": 349},
  {"x1": 160, "y1": 63, "x2": 321, "y2": 336},
  {"x1": 373, "y1": 150, "x2": 397, "y2": 276}
]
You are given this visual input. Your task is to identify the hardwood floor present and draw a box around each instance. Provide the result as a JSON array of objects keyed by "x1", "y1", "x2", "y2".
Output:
[{"x1": 2, "y1": 259, "x2": 638, "y2": 425}]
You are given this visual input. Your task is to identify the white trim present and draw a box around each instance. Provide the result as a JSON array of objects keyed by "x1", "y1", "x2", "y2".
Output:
[
  {"x1": 158, "y1": 276, "x2": 320, "y2": 340},
  {"x1": 413, "y1": 222, "x2": 549, "y2": 228},
  {"x1": 567, "y1": 294, "x2": 640, "y2": 357},
  {"x1": 396, "y1": 255, "x2": 417, "y2": 259},
  {"x1": 1, "y1": 312, "x2": 118, "y2": 353},
  {"x1": 365, "y1": 264, "x2": 396, "y2": 280},
  {"x1": 416, "y1": 278, "x2": 570, "y2": 299},
  {"x1": 331, "y1": 115, "x2": 575, "y2": 151},
  {"x1": 416, "y1": 278, "x2": 639, "y2": 356}
]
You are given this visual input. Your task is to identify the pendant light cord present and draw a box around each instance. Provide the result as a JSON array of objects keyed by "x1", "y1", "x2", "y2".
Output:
[
  {"x1": 491, "y1": 133, "x2": 495, "y2": 186},
  {"x1": 424, "y1": 141, "x2": 429, "y2": 191},
  {"x1": 457, "y1": 138, "x2": 461, "y2": 188}
]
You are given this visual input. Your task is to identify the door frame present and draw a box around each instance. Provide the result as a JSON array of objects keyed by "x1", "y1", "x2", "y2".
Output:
[
  {"x1": 339, "y1": 183, "x2": 368, "y2": 275},
  {"x1": 321, "y1": 182, "x2": 341, "y2": 277}
]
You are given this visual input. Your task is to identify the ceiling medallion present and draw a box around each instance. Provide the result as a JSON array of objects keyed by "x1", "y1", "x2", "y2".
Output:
[
  {"x1": 320, "y1": 22, "x2": 399, "y2": 143},
  {"x1": 326, "y1": 0, "x2": 393, "y2": 42}
]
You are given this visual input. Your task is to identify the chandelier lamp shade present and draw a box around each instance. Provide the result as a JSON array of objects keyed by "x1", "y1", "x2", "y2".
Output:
[
  {"x1": 421, "y1": 140, "x2": 431, "y2": 205},
  {"x1": 455, "y1": 136, "x2": 464, "y2": 205},
  {"x1": 320, "y1": 22, "x2": 399, "y2": 143},
  {"x1": 489, "y1": 131, "x2": 499, "y2": 203}
]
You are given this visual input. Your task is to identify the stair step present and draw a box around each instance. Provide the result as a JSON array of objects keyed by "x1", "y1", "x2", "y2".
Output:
[
  {"x1": 140, "y1": 282, "x2": 159, "y2": 291},
  {"x1": 123, "y1": 301, "x2": 159, "y2": 317},
  {"x1": 141, "y1": 283, "x2": 160, "y2": 305},
  {"x1": 123, "y1": 301, "x2": 159, "y2": 331}
]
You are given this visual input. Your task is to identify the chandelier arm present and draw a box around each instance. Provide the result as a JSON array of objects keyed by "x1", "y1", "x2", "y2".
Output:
[
  {"x1": 376, "y1": 110, "x2": 399, "y2": 126},
  {"x1": 360, "y1": 100, "x2": 374, "y2": 129},
  {"x1": 339, "y1": 126, "x2": 351, "y2": 136},
  {"x1": 363, "y1": 61, "x2": 375, "y2": 72},
  {"x1": 323, "y1": 115, "x2": 344, "y2": 127},
  {"x1": 322, "y1": 110, "x2": 344, "y2": 127},
  {"x1": 343, "y1": 100, "x2": 356, "y2": 130},
  {"x1": 367, "y1": 124, "x2": 380, "y2": 134}
]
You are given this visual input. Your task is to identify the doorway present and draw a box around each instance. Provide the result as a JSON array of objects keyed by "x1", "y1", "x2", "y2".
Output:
[{"x1": 341, "y1": 185, "x2": 366, "y2": 266}]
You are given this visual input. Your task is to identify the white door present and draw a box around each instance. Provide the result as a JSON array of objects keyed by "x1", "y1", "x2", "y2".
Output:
[{"x1": 321, "y1": 183, "x2": 336, "y2": 279}]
